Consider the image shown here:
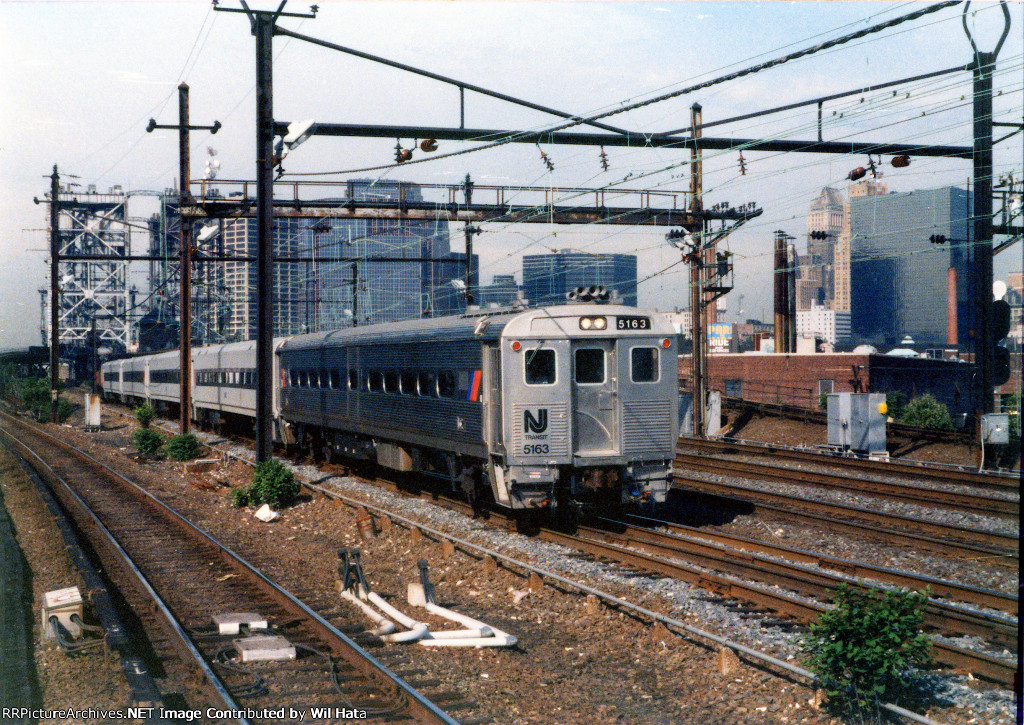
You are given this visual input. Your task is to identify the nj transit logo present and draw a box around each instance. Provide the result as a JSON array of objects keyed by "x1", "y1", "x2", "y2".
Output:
[{"x1": 523, "y1": 409, "x2": 549, "y2": 434}]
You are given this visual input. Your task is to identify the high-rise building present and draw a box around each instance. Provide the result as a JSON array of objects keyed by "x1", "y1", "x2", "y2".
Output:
[
  {"x1": 834, "y1": 178, "x2": 889, "y2": 313},
  {"x1": 522, "y1": 250, "x2": 637, "y2": 307},
  {"x1": 849, "y1": 185, "x2": 972, "y2": 349},
  {"x1": 221, "y1": 217, "x2": 302, "y2": 340},
  {"x1": 295, "y1": 180, "x2": 476, "y2": 329},
  {"x1": 798, "y1": 187, "x2": 846, "y2": 310}
]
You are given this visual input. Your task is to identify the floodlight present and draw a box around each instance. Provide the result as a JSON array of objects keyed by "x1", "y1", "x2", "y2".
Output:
[
  {"x1": 450, "y1": 279, "x2": 467, "y2": 291},
  {"x1": 197, "y1": 224, "x2": 219, "y2": 243},
  {"x1": 283, "y1": 119, "x2": 318, "y2": 149}
]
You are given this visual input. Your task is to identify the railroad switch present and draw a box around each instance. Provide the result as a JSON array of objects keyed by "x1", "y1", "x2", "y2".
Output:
[
  {"x1": 338, "y1": 548, "x2": 371, "y2": 598},
  {"x1": 233, "y1": 634, "x2": 296, "y2": 662},
  {"x1": 212, "y1": 612, "x2": 268, "y2": 635},
  {"x1": 42, "y1": 586, "x2": 84, "y2": 640},
  {"x1": 407, "y1": 560, "x2": 438, "y2": 607}
]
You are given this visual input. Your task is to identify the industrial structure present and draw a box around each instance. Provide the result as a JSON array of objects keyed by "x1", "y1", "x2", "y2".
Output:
[{"x1": 39, "y1": 184, "x2": 134, "y2": 377}]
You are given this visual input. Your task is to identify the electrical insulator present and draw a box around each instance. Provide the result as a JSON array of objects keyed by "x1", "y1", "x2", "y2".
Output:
[
  {"x1": 929, "y1": 234, "x2": 947, "y2": 245},
  {"x1": 738, "y1": 151, "x2": 747, "y2": 176},
  {"x1": 420, "y1": 139, "x2": 438, "y2": 152},
  {"x1": 847, "y1": 167, "x2": 867, "y2": 181},
  {"x1": 891, "y1": 155, "x2": 911, "y2": 168},
  {"x1": 536, "y1": 144, "x2": 554, "y2": 172},
  {"x1": 599, "y1": 146, "x2": 609, "y2": 172}
]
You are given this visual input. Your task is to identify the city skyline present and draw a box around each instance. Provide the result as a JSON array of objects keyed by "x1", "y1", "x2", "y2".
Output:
[{"x1": 2, "y1": 1, "x2": 1020, "y2": 347}]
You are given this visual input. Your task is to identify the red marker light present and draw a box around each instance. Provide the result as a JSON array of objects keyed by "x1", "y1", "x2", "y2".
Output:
[
  {"x1": 511, "y1": 341, "x2": 522, "y2": 351},
  {"x1": 661, "y1": 338, "x2": 671, "y2": 348}
]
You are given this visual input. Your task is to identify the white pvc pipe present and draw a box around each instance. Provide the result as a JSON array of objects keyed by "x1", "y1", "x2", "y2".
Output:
[{"x1": 340, "y1": 590, "x2": 396, "y2": 637}]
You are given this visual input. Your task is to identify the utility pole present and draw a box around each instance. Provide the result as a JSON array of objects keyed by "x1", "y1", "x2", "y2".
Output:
[
  {"x1": 49, "y1": 165, "x2": 60, "y2": 423},
  {"x1": 254, "y1": 12, "x2": 276, "y2": 462},
  {"x1": 350, "y1": 261, "x2": 358, "y2": 326},
  {"x1": 463, "y1": 174, "x2": 478, "y2": 307},
  {"x1": 689, "y1": 103, "x2": 706, "y2": 437},
  {"x1": 211, "y1": 1, "x2": 318, "y2": 463},
  {"x1": 146, "y1": 84, "x2": 220, "y2": 435},
  {"x1": 971, "y1": 51, "x2": 995, "y2": 418}
]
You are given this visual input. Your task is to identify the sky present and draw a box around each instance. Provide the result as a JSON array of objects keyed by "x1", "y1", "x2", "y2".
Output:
[{"x1": 1, "y1": 0, "x2": 1021, "y2": 349}]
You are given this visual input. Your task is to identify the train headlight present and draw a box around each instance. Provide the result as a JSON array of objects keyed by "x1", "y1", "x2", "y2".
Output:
[
  {"x1": 579, "y1": 318, "x2": 593, "y2": 330},
  {"x1": 593, "y1": 317, "x2": 607, "y2": 330}
]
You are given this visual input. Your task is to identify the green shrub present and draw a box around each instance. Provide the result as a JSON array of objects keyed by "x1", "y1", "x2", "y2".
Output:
[
  {"x1": 801, "y1": 583, "x2": 932, "y2": 717},
  {"x1": 250, "y1": 458, "x2": 300, "y2": 508},
  {"x1": 818, "y1": 392, "x2": 828, "y2": 410},
  {"x1": 131, "y1": 428, "x2": 164, "y2": 458},
  {"x1": 134, "y1": 403, "x2": 155, "y2": 428},
  {"x1": 898, "y1": 394, "x2": 953, "y2": 430},
  {"x1": 165, "y1": 433, "x2": 202, "y2": 461},
  {"x1": 229, "y1": 487, "x2": 251, "y2": 508},
  {"x1": 885, "y1": 391, "x2": 907, "y2": 420}
]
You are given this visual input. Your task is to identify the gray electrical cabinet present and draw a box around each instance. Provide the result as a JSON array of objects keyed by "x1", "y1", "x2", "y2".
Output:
[
  {"x1": 827, "y1": 393, "x2": 887, "y2": 453},
  {"x1": 980, "y1": 413, "x2": 1010, "y2": 445}
]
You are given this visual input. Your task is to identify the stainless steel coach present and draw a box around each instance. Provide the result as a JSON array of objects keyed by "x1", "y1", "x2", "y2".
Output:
[{"x1": 103, "y1": 302, "x2": 679, "y2": 511}]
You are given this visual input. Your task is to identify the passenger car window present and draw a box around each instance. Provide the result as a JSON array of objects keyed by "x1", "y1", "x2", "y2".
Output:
[
  {"x1": 400, "y1": 371, "x2": 418, "y2": 395},
  {"x1": 525, "y1": 349, "x2": 556, "y2": 385},
  {"x1": 437, "y1": 371, "x2": 456, "y2": 398},
  {"x1": 574, "y1": 348, "x2": 605, "y2": 384},
  {"x1": 631, "y1": 347, "x2": 659, "y2": 383},
  {"x1": 384, "y1": 371, "x2": 399, "y2": 393},
  {"x1": 330, "y1": 369, "x2": 341, "y2": 389},
  {"x1": 418, "y1": 371, "x2": 437, "y2": 398},
  {"x1": 349, "y1": 369, "x2": 359, "y2": 390},
  {"x1": 369, "y1": 371, "x2": 383, "y2": 392}
]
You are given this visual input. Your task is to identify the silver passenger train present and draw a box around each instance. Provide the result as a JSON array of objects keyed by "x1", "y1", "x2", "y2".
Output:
[{"x1": 102, "y1": 302, "x2": 679, "y2": 510}]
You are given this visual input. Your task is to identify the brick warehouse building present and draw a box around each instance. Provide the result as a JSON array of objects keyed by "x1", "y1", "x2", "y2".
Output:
[{"x1": 679, "y1": 352, "x2": 976, "y2": 419}]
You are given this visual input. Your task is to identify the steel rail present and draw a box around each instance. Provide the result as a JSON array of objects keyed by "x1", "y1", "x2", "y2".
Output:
[
  {"x1": 679, "y1": 436, "x2": 1020, "y2": 491},
  {"x1": 622, "y1": 513, "x2": 1017, "y2": 615},
  {"x1": 671, "y1": 472, "x2": 1018, "y2": 558},
  {"x1": 549, "y1": 524, "x2": 1015, "y2": 685},
  {"x1": 0, "y1": 412, "x2": 458, "y2": 725},
  {"x1": 675, "y1": 452, "x2": 1018, "y2": 518},
  {"x1": 402, "y1": 492, "x2": 1015, "y2": 684},
  {"x1": 586, "y1": 519, "x2": 1017, "y2": 646},
  {"x1": 0, "y1": 423, "x2": 246, "y2": 721},
  {"x1": 139, "y1": 420, "x2": 971, "y2": 720},
  {"x1": 3, "y1": 445, "x2": 165, "y2": 707}
]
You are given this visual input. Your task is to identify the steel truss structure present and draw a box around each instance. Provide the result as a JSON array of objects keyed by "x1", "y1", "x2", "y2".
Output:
[{"x1": 42, "y1": 186, "x2": 132, "y2": 354}]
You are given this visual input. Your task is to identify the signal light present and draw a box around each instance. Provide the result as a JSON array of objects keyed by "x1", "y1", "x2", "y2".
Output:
[{"x1": 891, "y1": 154, "x2": 911, "y2": 168}]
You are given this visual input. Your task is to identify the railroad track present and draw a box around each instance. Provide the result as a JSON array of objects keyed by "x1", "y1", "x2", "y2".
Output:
[
  {"x1": 670, "y1": 472, "x2": 1018, "y2": 567},
  {"x1": 416, "y1": 494, "x2": 1016, "y2": 686},
  {"x1": 675, "y1": 451, "x2": 1018, "y2": 519},
  {"x1": 0, "y1": 412, "x2": 460, "y2": 725},
  {"x1": 92, "y1": 402, "x2": 1019, "y2": 689},
  {"x1": 680, "y1": 436, "x2": 1019, "y2": 493}
]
